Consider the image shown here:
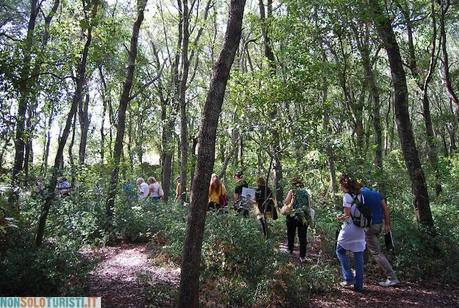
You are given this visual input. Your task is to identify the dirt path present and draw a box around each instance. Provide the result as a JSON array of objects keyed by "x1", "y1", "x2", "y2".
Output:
[
  {"x1": 280, "y1": 237, "x2": 459, "y2": 307},
  {"x1": 83, "y1": 241, "x2": 458, "y2": 307},
  {"x1": 308, "y1": 280, "x2": 459, "y2": 308},
  {"x1": 84, "y1": 243, "x2": 180, "y2": 308}
]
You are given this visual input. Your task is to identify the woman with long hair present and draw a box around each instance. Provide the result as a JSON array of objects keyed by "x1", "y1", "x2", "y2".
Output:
[
  {"x1": 336, "y1": 174, "x2": 366, "y2": 292},
  {"x1": 208, "y1": 173, "x2": 227, "y2": 211}
]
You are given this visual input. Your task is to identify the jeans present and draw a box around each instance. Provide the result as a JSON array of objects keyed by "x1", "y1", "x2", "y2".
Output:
[
  {"x1": 366, "y1": 223, "x2": 397, "y2": 280},
  {"x1": 336, "y1": 244, "x2": 364, "y2": 291},
  {"x1": 286, "y1": 216, "x2": 308, "y2": 258}
]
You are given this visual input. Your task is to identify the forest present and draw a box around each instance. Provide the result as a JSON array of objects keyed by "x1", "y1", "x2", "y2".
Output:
[{"x1": 0, "y1": 0, "x2": 459, "y2": 307}]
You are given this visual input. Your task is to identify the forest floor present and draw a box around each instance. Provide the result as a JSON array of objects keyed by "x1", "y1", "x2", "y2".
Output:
[
  {"x1": 83, "y1": 241, "x2": 459, "y2": 308},
  {"x1": 83, "y1": 243, "x2": 180, "y2": 308}
]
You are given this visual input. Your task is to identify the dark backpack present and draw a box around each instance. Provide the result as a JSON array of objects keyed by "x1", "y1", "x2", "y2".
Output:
[{"x1": 350, "y1": 193, "x2": 372, "y2": 228}]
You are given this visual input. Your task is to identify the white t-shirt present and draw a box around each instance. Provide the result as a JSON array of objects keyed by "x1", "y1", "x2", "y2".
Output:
[
  {"x1": 337, "y1": 193, "x2": 366, "y2": 252},
  {"x1": 138, "y1": 182, "x2": 149, "y2": 199},
  {"x1": 149, "y1": 182, "x2": 161, "y2": 198}
]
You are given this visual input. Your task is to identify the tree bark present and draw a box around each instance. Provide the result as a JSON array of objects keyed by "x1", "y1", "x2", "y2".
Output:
[
  {"x1": 78, "y1": 93, "x2": 90, "y2": 164},
  {"x1": 41, "y1": 102, "x2": 54, "y2": 175},
  {"x1": 69, "y1": 111, "x2": 77, "y2": 188},
  {"x1": 259, "y1": 0, "x2": 283, "y2": 201},
  {"x1": 12, "y1": 0, "x2": 60, "y2": 187},
  {"x1": 368, "y1": 0, "x2": 434, "y2": 229},
  {"x1": 35, "y1": 0, "x2": 99, "y2": 246},
  {"x1": 105, "y1": 0, "x2": 147, "y2": 231},
  {"x1": 356, "y1": 23, "x2": 384, "y2": 188},
  {"x1": 11, "y1": 0, "x2": 39, "y2": 187},
  {"x1": 177, "y1": 0, "x2": 246, "y2": 305},
  {"x1": 438, "y1": 0, "x2": 459, "y2": 120},
  {"x1": 399, "y1": 0, "x2": 441, "y2": 195},
  {"x1": 179, "y1": 0, "x2": 190, "y2": 203}
]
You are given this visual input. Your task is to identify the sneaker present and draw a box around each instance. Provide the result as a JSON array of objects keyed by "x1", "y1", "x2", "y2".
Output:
[
  {"x1": 379, "y1": 278, "x2": 400, "y2": 287},
  {"x1": 339, "y1": 281, "x2": 354, "y2": 288},
  {"x1": 299, "y1": 257, "x2": 307, "y2": 262}
]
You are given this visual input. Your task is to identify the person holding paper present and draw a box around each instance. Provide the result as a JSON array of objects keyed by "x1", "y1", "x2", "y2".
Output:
[{"x1": 361, "y1": 186, "x2": 400, "y2": 287}]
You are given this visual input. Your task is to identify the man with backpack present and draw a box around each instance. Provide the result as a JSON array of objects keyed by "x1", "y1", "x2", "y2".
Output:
[{"x1": 361, "y1": 186, "x2": 400, "y2": 287}]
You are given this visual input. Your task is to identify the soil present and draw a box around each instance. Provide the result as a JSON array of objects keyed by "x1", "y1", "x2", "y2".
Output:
[
  {"x1": 84, "y1": 243, "x2": 179, "y2": 308},
  {"x1": 83, "y1": 240, "x2": 458, "y2": 307}
]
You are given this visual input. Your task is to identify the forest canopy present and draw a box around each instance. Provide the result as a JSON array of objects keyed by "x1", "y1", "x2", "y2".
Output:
[{"x1": 1, "y1": 0, "x2": 459, "y2": 306}]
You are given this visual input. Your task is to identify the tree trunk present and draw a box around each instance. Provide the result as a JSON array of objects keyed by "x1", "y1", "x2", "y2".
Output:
[
  {"x1": 69, "y1": 111, "x2": 77, "y2": 188},
  {"x1": 23, "y1": 0, "x2": 60, "y2": 185},
  {"x1": 78, "y1": 93, "x2": 90, "y2": 164},
  {"x1": 127, "y1": 110, "x2": 134, "y2": 171},
  {"x1": 105, "y1": 0, "x2": 147, "y2": 231},
  {"x1": 358, "y1": 24, "x2": 384, "y2": 189},
  {"x1": 178, "y1": 0, "x2": 246, "y2": 305},
  {"x1": 439, "y1": 0, "x2": 459, "y2": 120},
  {"x1": 98, "y1": 65, "x2": 109, "y2": 163},
  {"x1": 11, "y1": 0, "x2": 39, "y2": 187},
  {"x1": 35, "y1": 0, "x2": 99, "y2": 246},
  {"x1": 156, "y1": 5, "x2": 183, "y2": 202},
  {"x1": 400, "y1": 0, "x2": 441, "y2": 195},
  {"x1": 179, "y1": 0, "x2": 191, "y2": 203},
  {"x1": 0, "y1": 136, "x2": 12, "y2": 167},
  {"x1": 259, "y1": 0, "x2": 283, "y2": 201},
  {"x1": 321, "y1": 81, "x2": 340, "y2": 205},
  {"x1": 42, "y1": 102, "x2": 54, "y2": 175},
  {"x1": 13, "y1": 0, "x2": 60, "y2": 187},
  {"x1": 369, "y1": 0, "x2": 434, "y2": 229}
]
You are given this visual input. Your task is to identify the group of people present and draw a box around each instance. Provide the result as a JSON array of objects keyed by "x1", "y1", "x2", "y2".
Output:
[
  {"x1": 136, "y1": 177, "x2": 163, "y2": 201},
  {"x1": 207, "y1": 171, "x2": 399, "y2": 292},
  {"x1": 207, "y1": 171, "x2": 277, "y2": 237}
]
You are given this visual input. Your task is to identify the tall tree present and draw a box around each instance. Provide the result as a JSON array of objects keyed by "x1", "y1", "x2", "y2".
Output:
[
  {"x1": 105, "y1": 0, "x2": 148, "y2": 231},
  {"x1": 178, "y1": 0, "x2": 246, "y2": 305},
  {"x1": 178, "y1": 0, "x2": 190, "y2": 202},
  {"x1": 11, "y1": 0, "x2": 60, "y2": 187},
  {"x1": 78, "y1": 93, "x2": 91, "y2": 164},
  {"x1": 35, "y1": 0, "x2": 100, "y2": 246},
  {"x1": 11, "y1": 0, "x2": 40, "y2": 188},
  {"x1": 438, "y1": 0, "x2": 459, "y2": 120},
  {"x1": 397, "y1": 0, "x2": 442, "y2": 195},
  {"x1": 368, "y1": 0, "x2": 434, "y2": 229},
  {"x1": 258, "y1": 0, "x2": 283, "y2": 202}
]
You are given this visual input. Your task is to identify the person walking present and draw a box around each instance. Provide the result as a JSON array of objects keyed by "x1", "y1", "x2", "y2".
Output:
[
  {"x1": 208, "y1": 173, "x2": 227, "y2": 211},
  {"x1": 232, "y1": 171, "x2": 249, "y2": 215},
  {"x1": 136, "y1": 177, "x2": 149, "y2": 200},
  {"x1": 283, "y1": 177, "x2": 311, "y2": 262},
  {"x1": 255, "y1": 177, "x2": 276, "y2": 237},
  {"x1": 361, "y1": 186, "x2": 400, "y2": 287},
  {"x1": 147, "y1": 177, "x2": 163, "y2": 201},
  {"x1": 336, "y1": 174, "x2": 366, "y2": 292}
]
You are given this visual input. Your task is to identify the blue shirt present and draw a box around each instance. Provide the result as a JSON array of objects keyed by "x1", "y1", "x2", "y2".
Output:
[{"x1": 361, "y1": 187, "x2": 384, "y2": 224}]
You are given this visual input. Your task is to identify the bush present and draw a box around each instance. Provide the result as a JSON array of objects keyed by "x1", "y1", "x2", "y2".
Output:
[
  {"x1": 0, "y1": 233, "x2": 94, "y2": 296},
  {"x1": 390, "y1": 198, "x2": 459, "y2": 283},
  {"x1": 144, "y1": 208, "x2": 335, "y2": 306}
]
